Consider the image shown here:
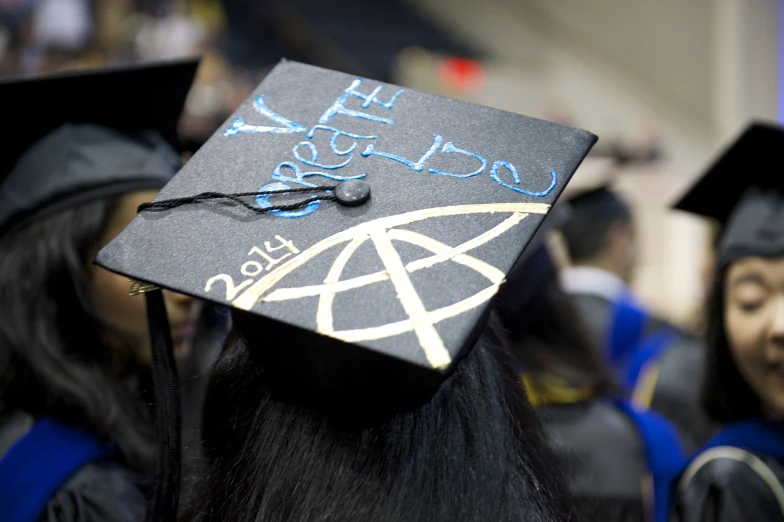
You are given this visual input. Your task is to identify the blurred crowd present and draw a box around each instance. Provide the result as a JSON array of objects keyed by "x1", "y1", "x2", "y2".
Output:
[{"x1": 0, "y1": 0, "x2": 266, "y2": 145}]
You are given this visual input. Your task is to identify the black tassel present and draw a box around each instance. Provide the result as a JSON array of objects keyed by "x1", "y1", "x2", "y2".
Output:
[{"x1": 144, "y1": 290, "x2": 181, "y2": 522}]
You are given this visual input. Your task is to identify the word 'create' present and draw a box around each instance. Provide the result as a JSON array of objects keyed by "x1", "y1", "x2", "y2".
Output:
[{"x1": 223, "y1": 77, "x2": 556, "y2": 218}]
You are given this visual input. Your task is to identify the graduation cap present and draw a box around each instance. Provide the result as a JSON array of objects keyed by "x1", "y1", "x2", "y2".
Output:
[
  {"x1": 95, "y1": 60, "x2": 596, "y2": 520},
  {"x1": 0, "y1": 58, "x2": 199, "y2": 237},
  {"x1": 560, "y1": 152, "x2": 626, "y2": 220},
  {"x1": 674, "y1": 121, "x2": 784, "y2": 266}
]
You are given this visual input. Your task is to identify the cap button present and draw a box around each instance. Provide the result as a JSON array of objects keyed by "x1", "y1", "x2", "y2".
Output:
[{"x1": 334, "y1": 179, "x2": 371, "y2": 207}]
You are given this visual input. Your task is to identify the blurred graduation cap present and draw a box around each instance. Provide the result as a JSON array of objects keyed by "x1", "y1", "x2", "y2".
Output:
[
  {"x1": 0, "y1": 58, "x2": 200, "y2": 237},
  {"x1": 558, "y1": 152, "x2": 630, "y2": 260},
  {"x1": 95, "y1": 60, "x2": 596, "y2": 521},
  {"x1": 674, "y1": 121, "x2": 784, "y2": 265}
]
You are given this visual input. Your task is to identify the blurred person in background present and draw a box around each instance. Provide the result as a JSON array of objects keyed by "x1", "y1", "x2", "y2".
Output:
[
  {"x1": 178, "y1": 49, "x2": 260, "y2": 147},
  {"x1": 0, "y1": 0, "x2": 36, "y2": 73},
  {"x1": 673, "y1": 123, "x2": 784, "y2": 522},
  {"x1": 496, "y1": 209, "x2": 684, "y2": 522},
  {"x1": 561, "y1": 153, "x2": 712, "y2": 453},
  {"x1": 0, "y1": 0, "x2": 224, "y2": 76},
  {"x1": 561, "y1": 154, "x2": 676, "y2": 375},
  {"x1": 0, "y1": 61, "x2": 201, "y2": 522},
  {"x1": 560, "y1": 153, "x2": 683, "y2": 377},
  {"x1": 3, "y1": 0, "x2": 104, "y2": 74}
]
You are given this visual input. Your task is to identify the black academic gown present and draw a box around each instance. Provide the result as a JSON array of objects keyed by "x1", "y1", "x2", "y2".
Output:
[
  {"x1": 538, "y1": 398, "x2": 649, "y2": 522},
  {"x1": 637, "y1": 336, "x2": 717, "y2": 454},
  {"x1": 0, "y1": 413, "x2": 147, "y2": 522},
  {"x1": 673, "y1": 451, "x2": 784, "y2": 522},
  {"x1": 569, "y1": 293, "x2": 615, "y2": 352},
  {"x1": 570, "y1": 292, "x2": 672, "y2": 369},
  {"x1": 38, "y1": 462, "x2": 147, "y2": 522}
]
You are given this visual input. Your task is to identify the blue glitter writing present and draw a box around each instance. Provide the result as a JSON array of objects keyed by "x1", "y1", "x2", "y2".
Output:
[
  {"x1": 224, "y1": 96, "x2": 306, "y2": 136},
  {"x1": 272, "y1": 161, "x2": 366, "y2": 187},
  {"x1": 306, "y1": 125, "x2": 376, "y2": 156},
  {"x1": 256, "y1": 181, "x2": 321, "y2": 218},
  {"x1": 223, "y1": 78, "x2": 398, "y2": 218},
  {"x1": 427, "y1": 142, "x2": 488, "y2": 178},
  {"x1": 320, "y1": 79, "x2": 405, "y2": 125},
  {"x1": 361, "y1": 134, "x2": 443, "y2": 172},
  {"x1": 224, "y1": 77, "x2": 557, "y2": 220},
  {"x1": 293, "y1": 142, "x2": 352, "y2": 170},
  {"x1": 490, "y1": 161, "x2": 557, "y2": 197}
]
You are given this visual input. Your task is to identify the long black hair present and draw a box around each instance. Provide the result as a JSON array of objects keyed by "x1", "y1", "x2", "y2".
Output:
[
  {"x1": 701, "y1": 264, "x2": 763, "y2": 423},
  {"x1": 497, "y1": 245, "x2": 615, "y2": 395},
  {"x1": 182, "y1": 314, "x2": 577, "y2": 522},
  {"x1": 0, "y1": 199, "x2": 154, "y2": 473},
  {"x1": 514, "y1": 278, "x2": 616, "y2": 396}
]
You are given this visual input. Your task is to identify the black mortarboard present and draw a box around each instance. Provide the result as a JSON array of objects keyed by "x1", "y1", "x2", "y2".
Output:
[
  {"x1": 0, "y1": 58, "x2": 199, "y2": 237},
  {"x1": 674, "y1": 122, "x2": 784, "y2": 266},
  {"x1": 565, "y1": 185, "x2": 629, "y2": 226},
  {"x1": 95, "y1": 60, "x2": 596, "y2": 520},
  {"x1": 560, "y1": 152, "x2": 627, "y2": 225}
]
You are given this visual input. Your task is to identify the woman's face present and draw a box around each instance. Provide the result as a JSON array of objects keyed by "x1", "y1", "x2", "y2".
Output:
[
  {"x1": 88, "y1": 190, "x2": 202, "y2": 365},
  {"x1": 725, "y1": 257, "x2": 784, "y2": 418}
]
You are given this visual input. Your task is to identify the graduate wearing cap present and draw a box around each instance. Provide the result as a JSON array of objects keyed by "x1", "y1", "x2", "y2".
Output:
[
  {"x1": 0, "y1": 60, "x2": 205, "y2": 522},
  {"x1": 496, "y1": 206, "x2": 685, "y2": 522},
  {"x1": 610, "y1": 163, "x2": 715, "y2": 453},
  {"x1": 560, "y1": 154, "x2": 684, "y2": 378},
  {"x1": 670, "y1": 122, "x2": 784, "y2": 522},
  {"x1": 96, "y1": 60, "x2": 598, "y2": 522}
]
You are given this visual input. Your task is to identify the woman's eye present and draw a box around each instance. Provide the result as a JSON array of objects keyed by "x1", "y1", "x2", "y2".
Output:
[
  {"x1": 738, "y1": 300, "x2": 764, "y2": 312},
  {"x1": 732, "y1": 281, "x2": 768, "y2": 312}
]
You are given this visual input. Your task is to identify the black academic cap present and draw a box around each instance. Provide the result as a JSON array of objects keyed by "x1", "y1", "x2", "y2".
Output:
[
  {"x1": 674, "y1": 122, "x2": 783, "y2": 223},
  {"x1": 96, "y1": 60, "x2": 596, "y2": 521},
  {"x1": 559, "y1": 151, "x2": 628, "y2": 231},
  {"x1": 674, "y1": 121, "x2": 784, "y2": 265},
  {"x1": 98, "y1": 59, "x2": 596, "y2": 392},
  {"x1": 559, "y1": 154, "x2": 630, "y2": 261},
  {"x1": 0, "y1": 57, "x2": 199, "y2": 172},
  {"x1": 0, "y1": 58, "x2": 200, "y2": 237}
]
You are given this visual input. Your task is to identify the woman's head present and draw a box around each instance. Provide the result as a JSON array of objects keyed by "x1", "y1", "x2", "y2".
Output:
[
  {"x1": 183, "y1": 315, "x2": 575, "y2": 522},
  {"x1": 496, "y1": 244, "x2": 614, "y2": 396},
  {"x1": 0, "y1": 189, "x2": 199, "y2": 471},
  {"x1": 514, "y1": 275, "x2": 616, "y2": 396},
  {"x1": 88, "y1": 190, "x2": 202, "y2": 363},
  {"x1": 561, "y1": 187, "x2": 636, "y2": 282},
  {"x1": 673, "y1": 124, "x2": 784, "y2": 421},
  {"x1": 703, "y1": 256, "x2": 784, "y2": 422}
]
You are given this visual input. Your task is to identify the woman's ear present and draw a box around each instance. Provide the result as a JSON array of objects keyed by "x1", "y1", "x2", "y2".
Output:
[
  {"x1": 546, "y1": 230, "x2": 571, "y2": 270},
  {"x1": 606, "y1": 220, "x2": 635, "y2": 278}
]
